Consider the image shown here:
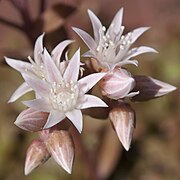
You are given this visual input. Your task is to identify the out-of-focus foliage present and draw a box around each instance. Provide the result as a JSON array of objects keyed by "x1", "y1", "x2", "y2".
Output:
[{"x1": 0, "y1": 0, "x2": 179, "y2": 179}]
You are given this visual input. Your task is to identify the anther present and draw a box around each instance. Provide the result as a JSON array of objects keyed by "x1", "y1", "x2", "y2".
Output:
[{"x1": 102, "y1": 26, "x2": 106, "y2": 32}]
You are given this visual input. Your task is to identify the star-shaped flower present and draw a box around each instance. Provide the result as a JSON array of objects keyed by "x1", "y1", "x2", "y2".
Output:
[
  {"x1": 5, "y1": 33, "x2": 73, "y2": 102},
  {"x1": 73, "y1": 8, "x2": 157, "y2": 71},
  {"x1": 21, "y1": 48, "x2": 107, "y2": 133}
]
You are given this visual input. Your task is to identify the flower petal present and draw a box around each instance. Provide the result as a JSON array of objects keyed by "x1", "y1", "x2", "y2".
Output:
[
  {"x1": 44, "y1": 110, "x2": 65, "y2": 129},
  {"x1": 107, "y1": 8, "x2": 124, "y2": 37},
  {"x1": 8, "y1": 82, "x2": 32, "y2": 103},
  {"x1": 65, "y1": 109, "x2": 83, "y2": 133},
  {"x1": 23, "y1": 99, "x2": 51, "y2": 112},
  {"x1": 130, "y1": 27, "x2": 150, "y2": 44},
  {"x1": 5, "y1": 57, "x2": 31, "y2": 73},
  {"x1": 63, "y1": 49, "x2": 80, "y2": 82},
  {"x1": 87, "y1": 9, "x2": 102, "y2": 42},
  {"x1": 78, "y1": 72, "x2": 106, "y2": 93},
  {"x1": 80, "y1": 94, "x2": 108, "y2": 109},
  {"x1": 114, "y1": 27, "x2": 150, "y2": 63},
  {"x1": 72, "y1": 27, "x2": 96, "y2": 51},
  {"x1": 82, "y1": 51, "x2": 95, "y2": 58},
  {"x1": 52, "y1": 40, "x2": 74, "y2": 66},
  {"x1": 22, "y1": 73, "x2": 49, "y2": 97},
  {"x1": 115, "y1": 59, "x2": 139, "y2": 67},
  {"x1": 34, "y1": 33, "x2": 44, "y2": 64},
  {"x1": 124, "y1": 46, "x2": 158, "y2": 61},
  {"x1": 42, "y1": 48, "x2": 62, "y2": 82}
]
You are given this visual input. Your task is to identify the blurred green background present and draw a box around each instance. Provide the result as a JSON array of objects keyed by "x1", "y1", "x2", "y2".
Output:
[{"x1": 0, "y1": 0, "x2": 179, "y2": 179}]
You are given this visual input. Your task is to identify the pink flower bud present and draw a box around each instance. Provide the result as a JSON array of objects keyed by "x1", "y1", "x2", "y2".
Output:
[
  {"x1": 45, "y1": 130, "x2": 74, "y2": 174},
  {"x1": 109, "y1": 103, "x2": 135, "y2": 151},
  {"x1": 132, "y1": 76, "x2": 177, "y2": 101},
  {"x1": 100, "y1": 68, "x2": 135, "y2": 99},
  {"x1": 14, "y1": 108, "x2": 48, "y2": 132},
  {"x1": 24, "y1": 139, "x2": 50, "y2": 175}
]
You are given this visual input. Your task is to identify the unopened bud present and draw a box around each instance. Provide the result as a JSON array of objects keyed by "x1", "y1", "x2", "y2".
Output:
[
  {"x1": 100, "y1": 68, "x2": 136, "y2": 99},
  {"x1": 14, "y1": 108, "x2": 48, "y2": 132},
  {"x1": 109, "y1": 103, "x2": 135, "y2": 151},
  {"x1": 45, "y1": 130, "x2": 74, "y2": 174},
  {"x1": 132, "y1": 76, "x2": 177, "y2": 101},
  {"x1": 24, "y1": 139, "x2": 50, "y2": 175}
]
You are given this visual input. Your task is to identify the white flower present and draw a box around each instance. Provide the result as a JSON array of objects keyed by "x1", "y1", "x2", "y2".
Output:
[
  {"x1": 73, "y1": 8, "x2": 157, "y2": 70},
  {"x1": 21, "y1": 48, "x2": 107, "y2": 133},
  {"x1": 5, "y1": 33, "x2": 73, "y2": 102}
]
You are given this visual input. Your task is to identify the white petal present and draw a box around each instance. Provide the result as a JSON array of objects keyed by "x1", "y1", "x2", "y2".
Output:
[
  {"x1": 114, "y1": 27, "x2": 150, "y2": 64},
  {"x1": 52, "y1": 40, "x2": 74, "y2": 66},
  {"x1": 78, "y1": 72, "x2": 106, "y2": 93},
  {"x1": 124, "y1": 46, "x2": 158, "y2": 61},
  {"x1": 63, "y1": 49, "x2": 80, "y2": 82},
  {"x1": 65, "y1": 109, "x2": 83, "y2": 133},
  {"x1": 87, "y1": 9, "x2": 102, "y2": 42},
  {"x1": 82, "y1": 51, "x2": 95, "y2": 58},
  {"x1": 8, "y1": 82, "x2": 32, "y2": 103},
  {"x1": 107, "y1": 8, "x2": 124, "y2": 36},
  {"x1": 23, "y1": 99, "x2": 51, "y2": 112},
  {"x1": 130, "y1": 27, "x2": 150, "y2": 44},
  {"x1": 42, "y1": 48, "x2": 62, "y2": 83},
  {"x1": 80, "y1": 94, "x2": 108, "y2": 109},
  {"x1": 34, "y1": 33, "x2": 44, "y2": 64},
  {"x1": 5, "y1": 57, "x2": 31, "y2": 73},
  {"x1": 22, "y1": 73, "x2": 49, "y2": 97},
  {"x1": 72, "y1": 27, "x2": 96, "y2": 51},
  {"x1": 116, "y1": 59, "x2": 139, "y2": 67},
  {"x1": 44, "y1": 110, "x2": 65, "y2": 129}
]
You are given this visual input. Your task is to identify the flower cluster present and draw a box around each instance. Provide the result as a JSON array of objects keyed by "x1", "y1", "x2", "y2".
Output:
[{"x1": 6, "y1": 8, "x2": 176, "y2": 175}]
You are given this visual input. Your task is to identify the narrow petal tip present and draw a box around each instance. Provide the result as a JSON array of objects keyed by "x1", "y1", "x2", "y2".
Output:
[{"x1": 132, "y1": 76, "x2": 177, "y2": 101}]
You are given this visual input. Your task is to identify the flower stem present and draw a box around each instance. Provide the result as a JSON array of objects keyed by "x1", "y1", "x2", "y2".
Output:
[{"x1": 71, "y1": 127, "x2": 101, "y2": 180}]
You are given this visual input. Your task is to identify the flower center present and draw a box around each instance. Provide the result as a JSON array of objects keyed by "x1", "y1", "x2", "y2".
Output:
[
  {"x1": 49, "y1": 81, "x2": 79, "y2": 112},
  {"x1": 95, "y1": 25, "x2": 133, "y2": 65},
  {"x1": 96, "y1": 26, "x2": 115, "y2": 53},
  {"x1": 26, "y1": 56, "x2": 46, "y2": 80}
]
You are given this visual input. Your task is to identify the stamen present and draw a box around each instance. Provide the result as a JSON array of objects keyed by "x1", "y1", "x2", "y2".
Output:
[
  {"x1": 120, "y1": 45, "x2": 124, "y2": 50},
  {"x1": 49, "y1": 81, "x2": 79, "y2": 112},
  {"x1": 96, "y1": 46, "x2": 100, "y2": 52},
  {"x1": 102, "y1": 26, "x2": 106, "y2": 32}
]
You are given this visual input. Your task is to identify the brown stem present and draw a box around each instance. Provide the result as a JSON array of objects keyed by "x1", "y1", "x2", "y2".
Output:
[
  {"x1": 39, "y1": 0, "x2": 46, "y2": 14},
  {"x1": 9, "y1": 0, "x2": 35, "y2": 45},
  {"x1": 71, "y1": 127, "x2": 101, "y2": 180},
  {"x1": 0, "y1": 17, "x2": 22, "y2": 30}
]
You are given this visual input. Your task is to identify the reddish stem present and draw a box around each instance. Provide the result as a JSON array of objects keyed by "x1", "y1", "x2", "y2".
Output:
[{"x1": 71, "y1": 127, "x2": 101, "y2": 180}]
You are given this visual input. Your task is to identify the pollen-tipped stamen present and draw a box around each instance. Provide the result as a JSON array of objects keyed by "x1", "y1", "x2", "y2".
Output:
[{"x1": 49, "y1": 81, "x2": 79, "y2": 112}]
